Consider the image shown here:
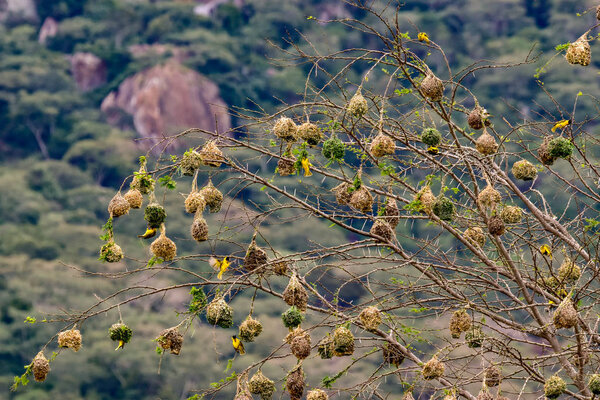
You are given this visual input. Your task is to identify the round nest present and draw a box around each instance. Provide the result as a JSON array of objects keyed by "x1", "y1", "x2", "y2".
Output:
[
  {"x1": 558, "y1": 257, "x2": 581, "y2": 282},
  {"x1": 465, "y1": 326, "x2": 485, "y2": 348},
  {"x1": 206, "y1": 297, "x2": 234, "y2": 329},
  {"x1": 416, "y1": 186, "x2": 435, "y2": 214},
  {"x1": 185, "y1": 191, "x2": 206, "y2": 214},
  {"x1": 290, "y1": 330, "x2": 311, "y2": 360},
  {"x1": 420, "y1": 72, "x2": 444, "y2": 102},
  {"x1": 249, "y1": 370, "x2": 275, "y2": 400},
  {"x1": 488, "y1": 216, "x2": 506, "y2": 236},
  {"x1": 109, "y1": 323, "x2": 133, "y2": 345},
  {"x1": 58, "y1": 329, "x2": 82, "y2": 352},
  {"x1": 124, "y1": 189, "x2": 143, "y2": 209},
  {"x1": 157, "y1": 327, "x2": 183, "y2": 355},
  {"x1": 449, "y1": 309, "x2": 472, "y2": 338},
  {"x1": 468, "y1": 106, "x2": 489, "y2": 130},
  {"x1": 464, "y1": 227, "x2": 485, "y2": 248},
  {"x1": 432, "y1": 196, "x2": 455, "y2": 221},
  {"x1": 191, "y1": 215, "x2": 209, "y2": 242},
  {"x1": 485, "y1": 365, "x2": 502, "y2": 387},
  {"x1": 349, "y1": 186, "x2": 374, "y2": 213},
  {"x1": 282, "y1": 306, "x2": 304, "y2": 329},
  {"x1": 545, "y1": 375, "x2": 566, "y2": 399},
  {"x1": 421, "y1": 127, "x2": 441, "y2": 146},
  {"x1": 332, "y1": 182, "x2": 353, "y2": 205},
  {"x1": 32, "y1": 352, "x2": 50, "y2": 382},
  {"x1": 100, "y1": 241, "x2": 123, "y2": 263},
  {"x1": 538, "y1": 137, "x2": 557, "y2": 165},
  {"x1": 131, "y1": 171, "x2": 154, "y2": 194},
  {"x1": 278, "y1": 154, "x2": 297, "y2": 176},
  {"x1": 566, "y1": 35, "x2": 591, "y2": 66},
  {"x1": 318, "y1": 335, "x2": 334, "y2": 359},
  {"x1": 150, "y1": 231, "x2": 177, "y2": 261},
  {"x1": 478, "y1": 184, "x2": 501, "y2": 209},
  {"x1": 239, "y1": 316, "x2": 263, "y2": 342},
  {"x1": 322, "y1": 135, "x2": 345, "y2": 161},
  {"x1": 180, "y1": 150, "x2": 203, "y2": 176},
  {"x1": 273, "y1": 116, "x2": 298, "y2": 142},
  {"x1": 370, "y1": 219, "x2": 395, "y2": 243},
  {"x1": 286, "y1": 365, "x2": 305, "y2": 400},
  {"x1": 348, "y1": 89, "x2": 368, "y2": 118},
  {"x1": 283, "y1": 274, "x2": 308, "y2": 311},
  {"x1": 589, "y1": 374, "x2": 600, "y2": 395},
  {"x1": 553, "y1": 298, "x2": 577, "y2": 329},
  {"x1": 475, "y1": 130, "x2": 498, "y2": 155},
  {"x1": 199, "y1": 141, "x2": 224, "y2": 167},
  {"x1": 144, "y1": 203, "x2": 167, "y2": 229},
  {"x1": 382, "y1": 197, "x2": 400, "y2": 228},
  {"x1": 108, "y1": 192, "x2": 130, "y2": 218},
  {"x1": 273, "y1": 260, "x2": 289, "y2": 275},
  {"x1": 359, "y1": 306, "x2": 382, "y2": 332},
  {"x1": 243, "y1": 238, "x2": 268, "y2": 272},
  {"x1": 200, "y1": 180, "x2": 223, "y2": 213},
  {"x1": 501, "y1": 206, "x2": 523, "y2": 224},
  {"x1": 548, "y1": 137, "x2": 574, "y2": 159},
  {"x1": 333, "y1": 326, "x2": 354, "y2": 356},
  {"x1": 382, "y1": 342, "x2": 405, "y2": 367},
  {"x1": 307, "y1": 389, "x2": 329, "y2": 400},
  {"x1": 298, "y1": 122, "x2": 322, "y2": 146},
  {"x1": 512, "y1": 159, "x2": 538, "y2": 181},
  {"x1": 476, "y1": 389, "x2": 494, "y2": 400},
  {"x1": 370, "y1": 133, "x2": 395, "y2": 158},
  {"x1": 422, "y1": 356, "x2": 445, "y2": 380}
]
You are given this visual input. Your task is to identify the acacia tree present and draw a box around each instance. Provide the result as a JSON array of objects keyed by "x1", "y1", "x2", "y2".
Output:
[{"x1": 13, "y1": 2, "x2": 600, "y2": 399}]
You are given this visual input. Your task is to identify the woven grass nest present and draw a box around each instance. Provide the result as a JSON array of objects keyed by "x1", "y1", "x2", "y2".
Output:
[
  {"x1": 298, "y1": 122, "x2": 322, "y2": 146},
  {"x1": 307, "y1": 389, "x2": 329, "y2": 400},
  {"x1": 553, "y1": 298, "x2": 577, "y2": 329},
  {"x1": 464, "y1": 227, "x2": 485, "y2": 248},
  {"x1": 185, "y1": 190, "x2": 206, "y2": 214},
  {"x1": 548, "y1": 137, "x2": 574, "y2": 159},
  {"x1": 566, "y1": 34, "x2": 591, "y2": 66},
  {"x1": 421, "y1": 127, "x2": 441, "y2": 146},
  {"x1": 157, "y1": 327, "x2": 183, "y2": 355},
  {"x1": 382, "y1": 342, "x2": 405, "y2": 367},
  {"x1": 500, "y1": 206, "x2": 522, "y2": 224},
  {"x1": 476, "y1": 389, "x2": 494, "y2": 400},
  {"x1": 545, "y1": 375, "x2": 566, "y2": 399},
  {"x1": 199, "y1": 141, "x2": 224, "y2": 167},
  {"x1": 333, "y1": 326, "x2": 354, "y2": 356},
  {"x1": 370, "y1": 219, "x2": 395, "y2": 242},
  {"x1": 449, "y1": 309, "x2": 472, "y2": 338},
  {"x1": 123, "y1": 188, "x2": 143, "y2": 209},
  {"x1": 348, "y1": 89, "x2": 368, "y2": 118},
  {"x1": 150, "y1": 229, "x2": 177, "y2": 261},
  {"x1": 475, "y1": 129, "x2": 498, "y2": 155},
  {"x1": 465, "y1": 326, "x2": 485, "y2": 348},
  {"x1": 589, "y1": 374, "x2": 600, "y2": 395},
  {"x1": 282, "y1": 306, "x2": 304, "y2": 329},
  {"x1": 144, "y1": 202, "x2": 166, "y2": 229},
  {"x1": 332, "y1": 182, "x2": 353, "y2": 205},
  {"x1": 283, "y1": 273, "x2": 308, "y2": 311},
  {"x1": 286, "y1": 364, "x2": 305, "y2": 400},
  {"x1": 487, "y1": 216, "x2": 505, "y2": 236},
  {"x1": 278, "y1": 153, "x2": 297, "y2": 176},
  {"x1": 468, "y1": 105, "x2": 490, "y2": 130},
  {"x1": 558, "y1": 257, "x2": 581, "y2": 282},
  {"x1": 58, "y1": 328, "x2": 82, "y2": 352},
  {"x1": 538, "y1": 137, "x2": 557, "y2": 165},
  {"x1": 422, "y1": 356, "x2": 445, "y2": 380},
  {"x1": 370, "y1": 133, "x2": 395, "y2": 157},
  {"x1": 512, "y1": 159, "x2": 538, "y2": 181},
  {"x1": 249, "y1": 370, "x2": 275, "y2": 400},
  {"x1": 290, "y1": 329, "x2": 311, "y2": 360},
  {"x1": 485, "y1": 365, "x2": 502, "y2": 387},
  {"x1": 415, "y1": 185, "x2": 435, "y2": 214},
  {"x1": 322, "y1": 135, "x2": 345, "y2": 161},
  {"x1": 32, "y1": 352, "x2": 50, "y2": 382},
  {"x1": 381, "y1": 197, "x2": 400, "y2": 228},
  {"x1": 273, "y1": 116, "x2": 298, "y2": 142},
  {"x1": 200, "y1": 179, "x2": 223, "y2": 213},
  {"x1": 206, "y1": 296, "x2": 234, "y2": 329},
  {"x1": 239, "y1": 315, "x2": 263, "y2": 342},
  {"x1": 108, "y1": 192, "x2": 130, "y2": 218},
  {"x1": 420, "y1": 72, "x2": 444, "y2": 102},
  {"x1": 349, "y1": 185, "x2": 374, "y2": 213},
  {"x1": 100, "y1": 240, "x2": 123, "y2": 263},
  {"x1": 318, "y1": 334, "x2": 334, "y2": 359},
  {"x1": 477, "y1": 184, "x2": 501, "y2": 209},
  {"x1": 109, "y1": 322, "x2": 133, "y2": 348},
  {"x1": 432, "y1": 196, "x2": 455, "y2": 221},
  {"x1": 359, "y1": 306, "x2": 382, "y2": 332},
  {"x1": 191, "y1": 213, "x2": 209, "y2": 242},
  {"x1": 243, "y1": 236, "x2": 268, "y2": 272},
  {"x1": 180, "y1": 149, "x2": 203, "y2": 176}
]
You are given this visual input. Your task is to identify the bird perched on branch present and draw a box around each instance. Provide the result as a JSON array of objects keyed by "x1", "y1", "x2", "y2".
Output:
[
  {"x1": 551, "y1": 119, "x2": 571, "y2": 133},
  {"x1": 540, "y1": 244, "x2": 552, "y2": 259},
  {"x1": 138, "y1": 226, "x2": 157, "y2": 239},
  {"x1": 231, "y1": 335, "x2": 245, "y2": 355},
  {"x1": 209, "y1": 256, "x2": 230, "y2": 280}
]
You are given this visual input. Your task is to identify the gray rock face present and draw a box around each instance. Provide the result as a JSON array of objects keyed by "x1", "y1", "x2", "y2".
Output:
[{"x1": 70, "y1": 52, "x2": 107, "y2": 92}]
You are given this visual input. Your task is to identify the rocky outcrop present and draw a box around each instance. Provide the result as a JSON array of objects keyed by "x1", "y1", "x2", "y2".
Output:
[
  {"x1": 70, "y1": 53, "x2": 107, "y2": 91},
  {"x1": 101, "y1": 61, "x2": 230, "y2": 144},
  {"x1": 38, "y1": 17, "x2": 58, "y2": 44},
  {"x1": 0, "y1": 0, "x2": 37, "y2": 24}
]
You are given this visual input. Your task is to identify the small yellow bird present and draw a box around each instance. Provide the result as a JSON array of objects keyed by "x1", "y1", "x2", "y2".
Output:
[
  {"x1": 301, "y1": 157, "x2": 312, "y2": 177},
  {"x1": 551, "y1": 119, "x2": 571, "y2": 133},
  {"x1": 540, "y1": 244, "x2": 552, "y2": 259},
  {"x1": 427, "y1": 146, "x2": 439, "y2": 155},
  {"x1": 209, "y1": 256, "x2": 230, "y2": 280},
  {"x1": 115, "y1": 340, "x2": 125, "y2": 351},
  {"x1": 138, "y1": 227, "x2": 157, "y2": 239},
  {"x1": 418, "y1": 32, "x2": 430, "y2": 44},
  {"x1": 231, "y1": 335, "x2": 245, "y2": 355}
]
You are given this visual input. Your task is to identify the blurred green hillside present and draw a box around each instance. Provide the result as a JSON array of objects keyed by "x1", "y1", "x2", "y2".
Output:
[{"x1": 1, "y1": 0, "x2": 598, "y2": 399}]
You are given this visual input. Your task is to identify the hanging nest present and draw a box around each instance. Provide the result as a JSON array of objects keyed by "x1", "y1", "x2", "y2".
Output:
[
  {"x1": 553, "y1": 298, "x2": 577, "y2": 329},
  {"x1": 449, "y1": 309, "x2": 472, "y2": 338},
  {"x1": 290, "y1": 329, "x2": 311, "y2": 360},
  {"x1": 185, "y1": 191, "x2": 206, "y2": 214},
  {"x1": 273, "y1": 116, "x2": 298, "y2": 142},
  {"x1": 422, "y1": 356, "x2": 445, "y2": 380},
  {"x1": 382, "y1": 342, "x2": 405, "y2": 367},
  {"x1": 359, "y1": 306, "x2": 382, "y2": 332},
  {"x1": 420, "y1": 72, "x2": 444, "y2": 102},
  {"x1": 278, "y1": 154, "x2": 297, "y2": 176},
  {"x1": 108, "y1": 192, "x2": 130, "y2": 218},
  {"x1": 485, "y1": 365, "x2": 502, "y2": 387},
  {"x1": 348, "y1": 89, "x2": 368, "y2": 118},
  {"x1": 156, "y1": 327, "x2": 183, "y2": 355},
  {"x1": 548, "y1": 137, "x2": 574, "y2": 159},
  {"x1": 243, "y1": 236, "x2": 268, "y2": 272},
  {"x1": 333, "y1": 182, "x2": 353, "y2": 205},
  {"x1": 32, "y1": 352, "x2": 50, "y2": 382},
  {"x1": 298, "y1": 122, "x2": 322, "y2": 146},
  {"x1": 501, "y1": 206, "x2": 523, "y2": 224},
  {"x1": 478, "y1": 184, "x2": 501, "y2": 209},
  {"x1": 416, "y1": 185, "x2": 435, "y2": 214},
  {"x1": 58, "y1": 328, "x2": 82, "y2": 352},
  {"x1": 100, "y1": 241, "x2": 123, "y2": 263},
  {"x1": 283, "y1": 273, "x2": 308, "y2": 311},
  {"x1": 206, "y1": 296, "x2": 234, "y2": 328},
  {"x1": 318, "y1": 335, "x2": 334, "y2": 359},
  {"x1": 589, "y1": 374, "x2": 600, "y2": 395},
  {"x1": 191, "y1": 214, "x2": 209, "y2": 242},
  {"x1": 566, "y1": 34, "x2": 591, "y2": 66},
  {"x1": 180, "y1": 149, "x2": 203, "y2": 176},
  {"x1": 273, "y1": 260, "x2": 289, "y2": 276},
  {"x1": 475, "y1": 130, "x2": 498, "y2": 155},
  {"x1": 286, "y1": 364, "x2": 305, "y2": 400},
  {"x1": 349, "y1": 186, "x2": 374, "y2": 213},
  {"x1": 382, "y1": 197, "x2": 400, "y2": 229},
  {"x1": 150, "y1": 229, "x2": 177, "y2": 261},
  {"x1": 131, "y1": 168, "x2": 155, "y2": 195},
  {"x1": 282, "y1": 306, "x2": 304, "y2": 329},
  {"x1": 421, "y1": 127, "x2": 441, "y2": 146},
  {"x1": 544, "y1": 375, "x2": 566, "y2": 399},
  {"x1": 370, "y1": 219, "x2": 395, "y2": 242},
  {"x1": 512, "y1": 159, "x2": 538, "y2": 181},
  {"x1": 144, "y1": 203, "x2": 166, "y2": 229},
  {"x1": 465, "y1": 326, "x2": 485, "y2": 348},
  {"x1": 370, "y1": 133, "x2": 395, "y2": 158},
  {"x1": 432, "y1": 196, "x2": 455, "y2": 221},
  {"x1": 307, "y1": 389, "x2": 329, "y2": 400},
  {"x1": 488, "y1": 216, "x2": 505, "y2": 236},
  {"x1": 322, "y1": 135, "x2": 345, "y2": 161},
  {"x1": 476, "y1": 389, "x2": 494, "y2": 400},
  {"x1": 200, "y1": 180, "x2": 223, "y2": 213},
  {"x1": 249, "y1": 370, "x2": 275, "y2": 400},
  {"x1": 239, "y1": 315, "x2": 263, "y2": 342},
  {"x1": 464, "y1": 227, "x2": 485, "y2": 248},
  {"x1": 109, "y1": 323, "x2": 133, "y2": 348},
  {"x1": 558, "y1": 257, "x2": 581, "y2": 282},
  {"x1": 123, "y1": 189, "x2": 143, "y2": 209},
  {"x1": 538, "y1": 137, "x2": 557, "y2": 166},
  {"x1": 468, "y1": 105, "x2": 489, "y2": 130},
  {"x1": 333, "y1": 326, "x2": 354, "y2": 356},
  {"x1": 199, "y1": 141, "x2": 224, "y2": 167}
]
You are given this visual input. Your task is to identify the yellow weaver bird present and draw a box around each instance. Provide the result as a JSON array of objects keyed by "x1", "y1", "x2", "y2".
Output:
[
  {"x1": 301, "y1": 157, "x2": 312, "y2": 177},
  {"x1": 551, "y1": 119, "x2": 571, "y2": 133},
  {"x1": 138, "y1": 227, "x2": 157, "y2": 239},
  {"x1": 231, "y1": 335, "x2": 245, "y2": 355},
  {"x1": 427, "y1": 146, "x2": 439, "y2": 155},
  {"x1": 115, "y1": 340, "x2": 125, "y2": 351},
  {"x1": 540, "y1": 244, "x2": 552, "y2": 259},
  {"x1": 209, "y1": 256, "x2": 230, "y2": 280},
  {"x1": 418, "y1": 32, "x2": 430, "y2": 44}
]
